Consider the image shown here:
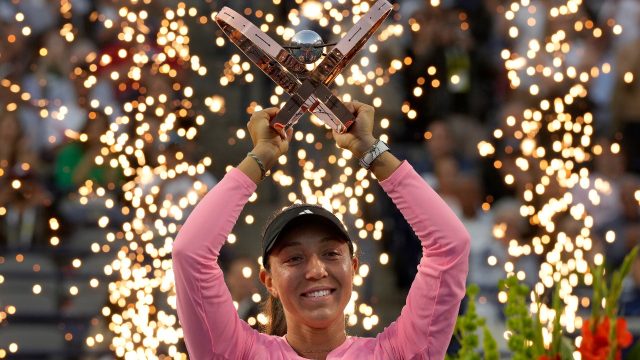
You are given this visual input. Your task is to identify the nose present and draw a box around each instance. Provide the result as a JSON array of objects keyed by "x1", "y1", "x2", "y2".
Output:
[{"x1": 305, "y1": 254, "x2": 328, "y2": 280}]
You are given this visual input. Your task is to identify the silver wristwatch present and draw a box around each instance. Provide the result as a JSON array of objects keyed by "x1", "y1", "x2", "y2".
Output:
[{"x1": 358, "y1": 139, "x2": 389, "y2": 170}]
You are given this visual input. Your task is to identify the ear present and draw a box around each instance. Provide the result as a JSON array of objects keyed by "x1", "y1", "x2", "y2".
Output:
[
  {"x1": 351, "y1": 256, "x2": 359, "y2": 275},
  {"x1": 259, "y1": 267, "x2": 278, "y2": 298}
]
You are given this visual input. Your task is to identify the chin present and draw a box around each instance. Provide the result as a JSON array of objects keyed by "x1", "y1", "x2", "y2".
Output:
[{"x1": 303, "y1": 310, "x2": 342, "y2": 329}]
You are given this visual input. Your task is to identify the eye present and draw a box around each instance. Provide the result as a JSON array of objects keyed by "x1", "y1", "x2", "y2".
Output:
[
  {"x1": 325, "y1": 250, "x2": 341, "y2": 258},
  {"x1": 284, "y1": 255, "x2": 303, "y2": 264}
]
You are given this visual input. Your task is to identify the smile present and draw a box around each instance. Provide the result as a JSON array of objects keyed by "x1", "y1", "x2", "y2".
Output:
[{"x1": 301, "y1": 289, "x2": 336, "y2": 298}]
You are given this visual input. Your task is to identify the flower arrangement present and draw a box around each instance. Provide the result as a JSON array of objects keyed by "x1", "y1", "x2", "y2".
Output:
[
  {"x1": 450, "y1": 246, "x2": 639, "y2": 360},
  {"x1": 578, "y1": 246, "x2": 638, "y2": 360}
]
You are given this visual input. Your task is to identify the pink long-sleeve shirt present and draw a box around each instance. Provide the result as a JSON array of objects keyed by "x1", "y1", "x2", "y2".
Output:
[{"x1": 172, "y1": 161, "x2": 470, "y2": 359}]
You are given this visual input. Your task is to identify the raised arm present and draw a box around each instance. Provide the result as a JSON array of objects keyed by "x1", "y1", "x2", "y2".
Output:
[
  {"x1": 333, "y1": 102, "x2": 470, "y2": 359},
  {"x1": 171, "y1": 108, "x2": 292, "y2": 359},
  {"x1": 377, "y1": 160, "x2": 470, "y2": 359}
]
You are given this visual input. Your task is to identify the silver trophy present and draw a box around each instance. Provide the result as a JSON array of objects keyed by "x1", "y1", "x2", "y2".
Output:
[{"x1": 287, "y1": 30, "x2": 328, "y2": 65}]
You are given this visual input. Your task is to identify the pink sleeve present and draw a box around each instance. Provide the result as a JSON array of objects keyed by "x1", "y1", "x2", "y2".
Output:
[
  {"x1": 376, "y1": 161, "x2": 470, "y2": 359},
  {"x1": 171, "y1": 168, "x2": 260, "y2": 359}
]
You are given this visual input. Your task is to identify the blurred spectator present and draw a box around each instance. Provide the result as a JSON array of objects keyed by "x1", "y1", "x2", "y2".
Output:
[
  {"x1": 405, "y1": 5, "x2": 476, "y2": 135},
  {"x1": 0, "y1": 111, "x2": 51, "y2": 249},
  {"x1": 19, "y1": 32, "x2": 87, "y2": 155},
  {"x1": 491, "y1": 198, "x2": 540, "y2": 286},
  {"x1": 225, "y1": 257, "x2": 261, "y2": 328},
  {"x1": 0, "y1": 0, "x2": 638, "y2": 356},
  {"x1": 618, "y1": 176, "x2": 640, "y2": 316},
  {"x1": 433, "y1": 156, "x2": 464, "y2": 215},
  {"x1": 139, "y1": 139, "x2": 217, "y2": 221},
  {"x1": 461, "y1": 174, "x2": 497, "y2": 290},
  {"x1": 53, "y1": 111, "x2": 119, "y2": 225},
  {"x1": 54, "y1": 112, "x2": 111, "y2": 193},
  {"x1": 417, "y1": 119, "x2": 476, "y2": 179},
  {"x1": 612, "y1": 37, "x2": 640, "y2": 174},
  {"x1": 598, "y1": 0, "x2": 640, "y2": 50}
]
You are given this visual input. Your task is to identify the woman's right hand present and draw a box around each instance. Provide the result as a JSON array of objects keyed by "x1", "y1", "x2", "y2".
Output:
[{"x1": 247, "y1": 107, "x2": 293, "y2": 171}]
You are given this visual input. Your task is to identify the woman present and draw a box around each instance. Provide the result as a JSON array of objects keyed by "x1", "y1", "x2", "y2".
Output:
[{"x1": 172, "y1": 102, "x2": 470, "y2": 359}]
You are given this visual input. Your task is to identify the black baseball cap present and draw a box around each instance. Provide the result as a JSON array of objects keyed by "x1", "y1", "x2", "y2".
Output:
[{"x1": 261, "y1": 204, "x2": 353, "y2": 268}]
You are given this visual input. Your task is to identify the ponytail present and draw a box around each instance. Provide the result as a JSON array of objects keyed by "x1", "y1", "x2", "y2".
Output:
[{"x1": 262, "y1": 293, "x2": 287, "y2": 336}]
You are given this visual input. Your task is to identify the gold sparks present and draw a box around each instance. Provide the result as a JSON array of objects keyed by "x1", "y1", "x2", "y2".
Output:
[
  {"x1": 0, "y1": 0, "x2": 415, "y2": 357},
  {"x1": 481, "y1": 0, "x2": 636, "y2": 350}
]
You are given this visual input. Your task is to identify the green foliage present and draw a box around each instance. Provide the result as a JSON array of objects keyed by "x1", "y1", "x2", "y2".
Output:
[
  {"x1": 499, "y1": 276, "x2": 543, "y2": 360},
  {"x1": 447, "y1": 284, "x2": 498, "y2": 360},
  {"x1": 624, "y1": 339, "x2": 640, "y2": 360},
  {"x1": 591, "y1": 262, "x2": 605, "y2": 332},
  {"x1": 498, "y1": 276, "x2": 575, "y2": 360},
  {"x1": 605, "y1": 246, "x2": 638, "y2": 319},
  {"x1": 590, "y1": 246, "x2": 639, "y2": 360},
  {"x1": 482, "y1": 325, "x2": 499, "y2": 360},
  {"x1": 560, "y1": 337, "x2": 575, "y2": 360},
  {"x1": 550, "y1": 283, "x2": 562, "y2": 356}
]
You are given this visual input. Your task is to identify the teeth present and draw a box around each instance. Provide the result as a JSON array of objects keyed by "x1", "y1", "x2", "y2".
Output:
[{"x1": 305, "y1": 290, "x2": 331, "y2": 297}]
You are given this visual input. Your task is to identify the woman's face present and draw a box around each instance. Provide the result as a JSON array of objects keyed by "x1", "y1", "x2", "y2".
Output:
[{"x1": 261, "y1": 221, "x2": 357, "y2": 329}]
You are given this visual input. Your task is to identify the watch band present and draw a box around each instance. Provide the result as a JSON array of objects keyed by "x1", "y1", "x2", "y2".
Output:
[{"x1": 359, "y1": 139, "x2": 389, "y2": 170}]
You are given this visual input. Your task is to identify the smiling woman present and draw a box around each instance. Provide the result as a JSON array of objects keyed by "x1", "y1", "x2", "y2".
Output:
[
  {"x1": 259, "y1": 206, "x2": 357, "y2": 339},
  {"x1": 171, "y1": 102, "x2": 471, "y2": 360}
]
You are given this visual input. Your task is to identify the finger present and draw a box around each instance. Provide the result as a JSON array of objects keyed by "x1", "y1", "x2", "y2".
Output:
[
  {"x1": 250, "y1": 107, "x2": 279, "y2": 123},
  {"x1": 285, "y1": 127, "x2": 293, "y2": 141},
  {"x1": 262, "y1": 107, "x2": 280, "y2": 117},
  {"x1": 342, "y1": 101, "x2": 356, "y2": 114},
  {"x1": 350, "y1": 101, "x2": 374, "y2": 116},
  {"x1": 349, "y1": 100, "x2": 364, "y2": 110}
]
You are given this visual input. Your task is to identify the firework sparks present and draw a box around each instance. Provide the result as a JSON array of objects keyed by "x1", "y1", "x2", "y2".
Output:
[
  {"x1": 481, "y1": 0, "x2": 639, "y2": 354},
  {"x1": 1, "y1": 0, "x2": 637, "y2": 358},
  {"x1": 0, "y1": 0, "x2": 415, "y2": 357}
]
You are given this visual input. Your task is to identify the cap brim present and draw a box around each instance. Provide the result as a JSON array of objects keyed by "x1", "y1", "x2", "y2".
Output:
[{"x1": 262, "y1": 206, "x2": 351, "y2": 265}]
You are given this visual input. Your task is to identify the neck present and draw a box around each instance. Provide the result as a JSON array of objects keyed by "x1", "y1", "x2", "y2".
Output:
[{"x1": 285, "y1": 318, "x2": 347, "y2": 360}]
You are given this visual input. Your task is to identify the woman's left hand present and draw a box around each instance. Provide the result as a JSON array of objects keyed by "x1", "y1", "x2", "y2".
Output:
[{"x1": 332, "y1": 101, "x2": 377, "y2": 158}]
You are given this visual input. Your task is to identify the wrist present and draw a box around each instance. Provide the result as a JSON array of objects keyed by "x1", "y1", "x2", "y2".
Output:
[
  {"x1": 251, "y1": 143, "x2": 279, "y2": 170},
  {"x1": 350, "y1": 136, "x2": 377, "y2": 158},
  {"x1": 358, "y1": 139, "x2": 390, "y2": 170}
]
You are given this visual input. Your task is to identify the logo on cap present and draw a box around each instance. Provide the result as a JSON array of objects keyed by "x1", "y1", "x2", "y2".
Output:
[{"x1": 299, "y1": 209, "x2": 313, "y2": 215}]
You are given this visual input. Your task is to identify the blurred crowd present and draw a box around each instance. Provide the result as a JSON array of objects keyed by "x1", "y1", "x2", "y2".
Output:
[
  {"x1": 371, "y1": 0, "x2": 640, "y2": 349},
  {"x1": 0, "y1": 0, "x2": 202, "y2": 250},
  {"x1": 0, "y1": 0, "x2": 639, "y2": 357},
  {"x1": 0, "y1": 0, "x2": 217, "y2": 356}
]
